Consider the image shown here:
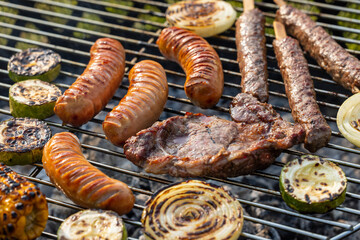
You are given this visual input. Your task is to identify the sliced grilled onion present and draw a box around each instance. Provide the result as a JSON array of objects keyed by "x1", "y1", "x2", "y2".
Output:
[
  {"x1": 141, "y1": 180, "x2": 244, "y2": 240},
  {"x1": 337, "y1": 93, "x2": 360, "y2": 147},
  {"x1": 166, "y1": 0, "x2": 237, "y2": 37}
]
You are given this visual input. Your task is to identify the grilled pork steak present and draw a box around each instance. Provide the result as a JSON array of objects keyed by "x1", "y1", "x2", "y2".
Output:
[{"x1": 124, "y1": 94, "x2": 305, "y2": 178}]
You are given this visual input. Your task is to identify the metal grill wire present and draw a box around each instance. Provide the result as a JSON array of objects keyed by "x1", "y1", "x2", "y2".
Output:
[{"x1": 0, "y1": 0, "x2": 360, "y2": 239}]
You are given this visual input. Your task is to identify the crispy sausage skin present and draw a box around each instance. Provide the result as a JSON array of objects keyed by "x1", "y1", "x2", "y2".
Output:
[
  {"x1": 103, "y1": 60, "x2": 168, "y2": 146},
  {"x1": 273, "y1": 37, "x2": 332, "y2": 152},
  {"x1": 236, "y1": 8, "x2": 268, "y2": 102},
  {"x1": 54, "y1": 38, "x2": 125, "y2": 127},
  {"x1": 157, "y1": 27, "x2": 224, "y2": 109},
  {"x1": 42, "y1": 132, "x2": 135, "y2": 215},
  {"x1": 276, "y1": 5, "x2": 360, "y2": 93}
]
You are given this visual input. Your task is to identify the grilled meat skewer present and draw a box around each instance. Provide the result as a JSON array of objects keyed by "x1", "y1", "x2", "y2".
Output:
[
  {"x1": 273, "y1": 21, "x2": 331, "y2": 152},
  {"x1": 236, "y1": 0, "x2": 268, "y2": 102},
  {"x1": 275, "y1": 0, "x2": 360, "y2": 93}
]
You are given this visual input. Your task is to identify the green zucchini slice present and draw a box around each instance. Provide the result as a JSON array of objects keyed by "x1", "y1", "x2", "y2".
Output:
[
  {"x1": 280, "y1": 155, "x2": 347, "y2": 213},
  {"x1": 0, "y1": 118, "x2": 51, "y2": 165},
  {"x1": 57, "y1": 209, "x2": 127, "y2": 240},
  {"x1": 8, "y1": 48, "x2": 61, "y2": 82},
  {"x1": 9, "y1": 79, "x2": 61, "y2": 119}
]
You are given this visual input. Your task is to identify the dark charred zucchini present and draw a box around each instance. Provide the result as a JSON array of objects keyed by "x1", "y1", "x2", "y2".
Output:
[
  {"x1": 0, "y1": 118, "x2": 51, "y2": 165},
  {"x1": 9, "y1": 79, "x2": 61, "y2": 119},
  {"x1": 0, "y1": 163, "x2": 48, "y2": 240},
  {"x1": 57, "y1": 209, "x2": 127, "y2": 240},
  {"x1": 8, "y1": 48, "x2": 61, "y2": 82},
  {"x1": 280, "y1": 155, "x2": 347, "y2": 213}
]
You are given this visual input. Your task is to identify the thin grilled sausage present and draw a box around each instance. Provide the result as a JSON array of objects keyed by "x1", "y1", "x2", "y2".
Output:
[
  {"x1": 157, "y1": 27, "x2": 224, "y2": 109},
  {"x1": 103, "y1": 60, "x2": 168, "y2": 146},
  {"x1": 236, "y1": 8, "x2": 268, "y2": 102},
  {"x1": 276, "y1": 4, "x2": 360, "y2": 93},
  {"x1": 54, "y1": 38, "x2": 125, "y2": 127},
  {"x1": 42, "y1": 132, "x2": 135, "y2": 215},
  {"x1": 273, "y1": 36, "x2": 332, "y2": 152}
]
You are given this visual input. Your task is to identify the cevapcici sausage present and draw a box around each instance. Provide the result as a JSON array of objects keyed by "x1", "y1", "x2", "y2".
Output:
[
  {"x1": 103, "y1": 60, "x2": 168, "y2": 146},
  {"x1": 54, "y1": 38, "x2": 125, "y2": 127},
  {"x1": 42, "y1": 132, "x2": 135, "y2": 215},
  {"x1": 275, "y1": 4, "x2": 360, "y2": 93},
  {"x1": 156, "y1": 27, "x2": 224, "y2": 109},
  {"x1": 273, "y1": 35, "x2": 332, "y2": 152},
  {"x1": 236, "y1": 8, "x2": 268, "y2": 102}
]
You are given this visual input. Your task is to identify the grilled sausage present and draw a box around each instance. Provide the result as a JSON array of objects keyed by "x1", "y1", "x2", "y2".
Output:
[
  {"x1": 273, "y1": 36, "x2": 331, "y2": 152},
  {"x1": 103, "y1": 60, "x2": 168, "y2": 146},
  {"x1": 276, "y1": 4, "x2": 360, "y2": 93},
  {"x1": 236, "y1": 8, "x2": 268, "y2": 102},
  {"x1": 156, "y1": 27, "x2": 224, "y2": 109},
  {"x1": 54, "y1": 38, "x2": 125, "y2": 127},
  {"x1": 42, "y1": 132, "x2": 135, "y2": 215}
]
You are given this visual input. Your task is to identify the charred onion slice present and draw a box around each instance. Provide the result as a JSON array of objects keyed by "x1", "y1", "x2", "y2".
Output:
[
  {"x1": 57, "y1": 209, "x2": 127, "y2": 240},
  {"x1": 337, "y1": 93, "x2": 360, "y2": 147},
  {"x1": 141, "y1": 180, "x2": 244, "y2": 240},
  {"x1": 280, "y1": 155, "x2": 347, "y2": 213},
  {"x1": 0, "y1": 118, "x2": 51, "y2": 165},
  {"x1": 166, "y1": 0, "x2": 236, "y2": 38},
  {"x1": 9, "y1": 79, "x2": 61, "y2": 119},
  {"x1": 8, "y1": 48, "x2": 61, "y2": 82}
]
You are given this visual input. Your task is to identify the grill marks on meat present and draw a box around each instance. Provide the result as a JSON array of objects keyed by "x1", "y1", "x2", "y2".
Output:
[
  {"x1": 236, "y1": 8, "x2": 268, "y2": 102},
  {"x1": 157, "y1": 27, "x2": 224, "y2": 109},
  {"x1": 124, "y1": 94, "x2": 304, "y2": 178},
  {"x1": 273, "y1": 37, "x2": 331, "y2": 152},
  {"x1": 276, "y1": 4, "x2": 360, "y2": 93}
]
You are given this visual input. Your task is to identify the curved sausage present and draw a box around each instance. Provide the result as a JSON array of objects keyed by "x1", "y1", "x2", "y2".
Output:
[
  {"x1": 103, "y1": 60, "x2": 168, "y2": 146},
  {"x1": 156, "y1": 27, "x2": 224, "y2": 109},
  {"x1": 42, "y1": 132, "x2": 135, "y2": 215},
  {"x1": 54, "y1": 38, "x2": 126, "y2": 127},
  {"x1": 236, "y1": 8, "x2": 268, "y2": 102}
]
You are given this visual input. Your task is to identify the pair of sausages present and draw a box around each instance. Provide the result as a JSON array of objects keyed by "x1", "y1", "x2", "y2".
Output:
[
  {"x1": 42, "y1": 132, "x2": 135, "y2": 215},
  {"x1": 157, "y1": 27, "x2": 224, "y2": 109},
  {"x1": 54, "y1": 38, "x2": 126, "y2": 127},
  {"x1": 276, "y1": 3, "x2": 360, "y2": 93}
]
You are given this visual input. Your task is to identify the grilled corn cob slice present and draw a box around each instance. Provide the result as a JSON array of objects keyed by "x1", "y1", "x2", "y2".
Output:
[{"x1": 0, "y1": 163, "x2": 48, "y2": 239}]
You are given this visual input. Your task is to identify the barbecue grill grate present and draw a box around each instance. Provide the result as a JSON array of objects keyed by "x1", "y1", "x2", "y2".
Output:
[{"x1": 0, "y1": 0, "x2": 360, "y2": 239}]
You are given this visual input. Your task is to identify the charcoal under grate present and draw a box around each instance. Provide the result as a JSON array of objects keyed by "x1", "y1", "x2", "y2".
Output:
[{"x1": 0, "y1": 0, "x2": 360, "y2": 239}]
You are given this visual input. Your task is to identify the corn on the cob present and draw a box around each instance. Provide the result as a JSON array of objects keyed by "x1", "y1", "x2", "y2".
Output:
[{"x1": 0, "y1": 163, "x2": 48, "y2": 240}]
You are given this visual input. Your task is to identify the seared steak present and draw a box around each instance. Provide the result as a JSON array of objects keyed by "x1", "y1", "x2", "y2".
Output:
[{"x1": 124, "y1": 94, "x2": 304, "y2": 178}]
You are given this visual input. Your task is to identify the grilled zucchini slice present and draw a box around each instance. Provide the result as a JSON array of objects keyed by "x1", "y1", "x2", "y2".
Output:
[
  {"x1": 8, "y1": 48, "x2": 61, "y2": 82},
  {"x1": 0, "y1": 163, "x2": 48, "y2": 240},
  {"x1": 280, "y1": 155, "x2": 347, "y2": 213},
  {"x1": 0, "y1": 118, "x2": 51, "y2": 165},
  {"x1": 57, "y1": 209, "x2": 127, "y2": 240},
  {"x1": 9, "y1": 79, "x2": 61, "y2": 119}
]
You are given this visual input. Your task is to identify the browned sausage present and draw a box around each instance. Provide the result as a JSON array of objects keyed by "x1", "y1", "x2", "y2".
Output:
[
  {"x1": 276, "y1": 4, "x2": 360, "y2": 93},
  {"x1": 103, "y1": 60, "x2": 168, "y2": 146},
  {"x1": 236, "y1": 8, "x2": 268, "y2": 102},
  {"x1": 42, "y1": 132, "x2": 135, "y2": 215},
  {"x1": 156, "y1": 27, "x2": 224, "y2": 109},
  {"x1": 54, "y1": 38, "x2": 126, "y2": 127}
]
